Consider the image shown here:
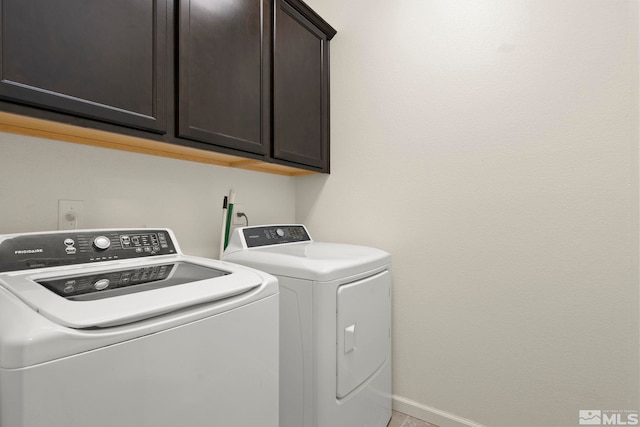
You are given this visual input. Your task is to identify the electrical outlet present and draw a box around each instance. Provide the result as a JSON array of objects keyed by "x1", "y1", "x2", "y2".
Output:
[
  {"x1": 232, "y1": 203, "x2": 246, "y2": 226},
  {"x1": 58, "y1": 200, "x2": 84, "y2": 230}
]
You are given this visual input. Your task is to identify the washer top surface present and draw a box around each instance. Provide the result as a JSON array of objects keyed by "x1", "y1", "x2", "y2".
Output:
[
  {"x1": 223, "y1": 225, "x2": 390, "y2": 281},
  {"x1": 0, "y1": 228, "x2": 273, "y2": 329}
]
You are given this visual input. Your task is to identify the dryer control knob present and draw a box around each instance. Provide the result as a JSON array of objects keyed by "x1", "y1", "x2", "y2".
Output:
[
  {"x1": 276, "y1": 228, "x2": 285, "y2": 237},
  {"x1": 94, "y1": 278, "x2": 110, "y2": 291},
  {"x1": 93, "y1": 236, "x2": 111, "y2": 250}
]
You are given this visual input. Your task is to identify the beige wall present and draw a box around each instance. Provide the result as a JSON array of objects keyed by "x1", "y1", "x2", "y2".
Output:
[
  {"x1": 0, "y1": 133, "x2": 296, "y2": 258},
  {"x1": 297, "y1": 1, "x2": 639, "y2": 426}
]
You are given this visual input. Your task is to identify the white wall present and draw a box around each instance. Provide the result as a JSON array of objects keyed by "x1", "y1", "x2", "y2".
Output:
[
  {"x1": 297, "y1": 1, "x2": 639, "y2": 426},
  {"x1": 0, "y1": 132, "x2": 296, "y2": 258}
]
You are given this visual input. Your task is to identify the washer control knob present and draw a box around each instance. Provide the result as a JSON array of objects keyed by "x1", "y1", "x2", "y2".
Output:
[
  {"x1": 94, "y1": 278, "x2": 110, "y2": 291},
  {"x1": 93, "y1": 236, "x2": 111, "y2": 251},
  {"x1": 276, "y1": 228, "x2": 285, "y2": 237}
]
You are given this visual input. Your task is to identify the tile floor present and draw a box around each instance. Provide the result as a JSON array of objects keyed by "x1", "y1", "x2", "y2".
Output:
[{"x1": 388, "y1": 410, "x2": 439, "y2": 427}]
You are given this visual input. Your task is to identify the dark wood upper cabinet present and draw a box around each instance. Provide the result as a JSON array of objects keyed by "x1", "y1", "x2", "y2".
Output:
[
  {"x1": 178, "y1": 0, "x2": 270, "y2": 155},
  {"x1": 273, "y1": 0, "x2": 336, "y2": 171},
  {"x1": 0, "y1": 0, "x2": 336, "y2": 173},
  {"x1": 0, "y1": 0, "x2": 167, "y2": 133}
]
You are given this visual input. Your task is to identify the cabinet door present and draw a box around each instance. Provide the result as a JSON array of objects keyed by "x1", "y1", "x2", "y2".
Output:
[
  {"x1": 0, "y1": 0, "x2": 167, "y2": 133},
  {"x1": 178, "y1": 0, "x2": 270, "y2": 155},
  {"x1": 273, "y1": 0, "x2": 330, "y2": 170}
]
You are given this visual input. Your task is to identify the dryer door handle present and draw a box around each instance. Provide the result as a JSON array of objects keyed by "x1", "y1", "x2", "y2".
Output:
[{"x1": 344, "y1": 323, "x2": 356, "y2": 354}]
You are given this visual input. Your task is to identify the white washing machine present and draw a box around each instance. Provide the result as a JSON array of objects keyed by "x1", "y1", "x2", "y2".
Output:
[
  {"x1": 0, "y1": 228, "x2": 278, "y2": 427},
  {"x1": 223, "y1": 224, "x2": 391, "y2": 427}
]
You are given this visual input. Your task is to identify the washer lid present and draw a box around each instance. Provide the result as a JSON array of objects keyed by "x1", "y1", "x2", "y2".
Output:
[
  {"x1": 0, "y1": 257, "x2": 267, "y2": 328},
  {"x1": 223, "y1": 241, "x2": 390, "y2": 281}
]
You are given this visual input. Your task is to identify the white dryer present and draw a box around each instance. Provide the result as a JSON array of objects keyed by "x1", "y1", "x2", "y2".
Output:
[
  {"x1": 223, "y1": 225, "x2": 391, "y2": 427},
  {"x1": 0, "y1": 228, "x2": 278, "y2": 427}
]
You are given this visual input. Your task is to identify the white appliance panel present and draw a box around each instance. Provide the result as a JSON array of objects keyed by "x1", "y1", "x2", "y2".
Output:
[
  {"x1": 279, "y1": 277, "x2": 314, "y2": 427},
  {"x1": 0, "y1": 295, "x2": 278, "y2": 427},
  {"x1": 336, "y1": 270, "x2": 391, "y2": 398}
]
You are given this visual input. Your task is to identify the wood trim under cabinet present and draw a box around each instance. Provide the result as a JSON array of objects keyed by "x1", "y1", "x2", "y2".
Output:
[{"x1": 0, "y1": 111, "x2": 316, "y2": 176}]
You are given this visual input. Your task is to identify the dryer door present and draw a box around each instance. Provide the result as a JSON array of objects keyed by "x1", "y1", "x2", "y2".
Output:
[{"x1": 336, "y1": 269, "x2": 391, "y2": 398}]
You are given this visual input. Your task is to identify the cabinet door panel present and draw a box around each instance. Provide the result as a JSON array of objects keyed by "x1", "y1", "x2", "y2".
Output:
[
  {"x1": 0, "y1": 0, "x2": 167, "y2": 133},
  {"x1": 273, "y1": 0, "x2": 328, "y2": 170},
  {"x1": 178, "y1": 0, "x2": 270, "y2": 155}
]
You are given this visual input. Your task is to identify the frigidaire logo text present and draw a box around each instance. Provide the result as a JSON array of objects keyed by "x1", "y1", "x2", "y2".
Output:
[{"x1": 14, "y1": 249, "x2": 44, "y2": 254}]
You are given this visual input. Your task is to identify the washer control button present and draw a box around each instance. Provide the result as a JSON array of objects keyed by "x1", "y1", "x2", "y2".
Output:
[
  {"x1": 64, "y1": 238, "x2": 75, "y2": 246},
  {"x1": 93, "y1": 236, "x2": 111, "y2": 250},
  {"x1": 63, "y1": 281, "x2": 76, "y2": 293},
  {"x1": 276, "y1": 228, "x2": 285, "y2": 237},
  {"x1": 94, "y1": 279, "x2": 110, "y2": 291}
]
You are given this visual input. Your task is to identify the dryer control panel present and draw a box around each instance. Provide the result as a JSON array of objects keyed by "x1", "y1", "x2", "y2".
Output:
[
  {"x1": 242, "y1": 225, "x2": 311, "y2": 248},
  {"x1": 0, "y1": 229, "x2": 178, "y2": 272}
]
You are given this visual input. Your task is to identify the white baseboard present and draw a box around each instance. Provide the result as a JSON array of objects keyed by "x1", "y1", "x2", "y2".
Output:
[{"x1": 392, "y1": 395, "x2": 487, "y2": 427}]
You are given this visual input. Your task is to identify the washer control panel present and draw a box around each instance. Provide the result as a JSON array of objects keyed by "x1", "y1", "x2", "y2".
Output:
[
  {"x1": 0, "y1": 229, "x2": 177, "y2": 272},
  {"x1": 242, "y1": 225, "x2": 311, "y2": 248}
]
